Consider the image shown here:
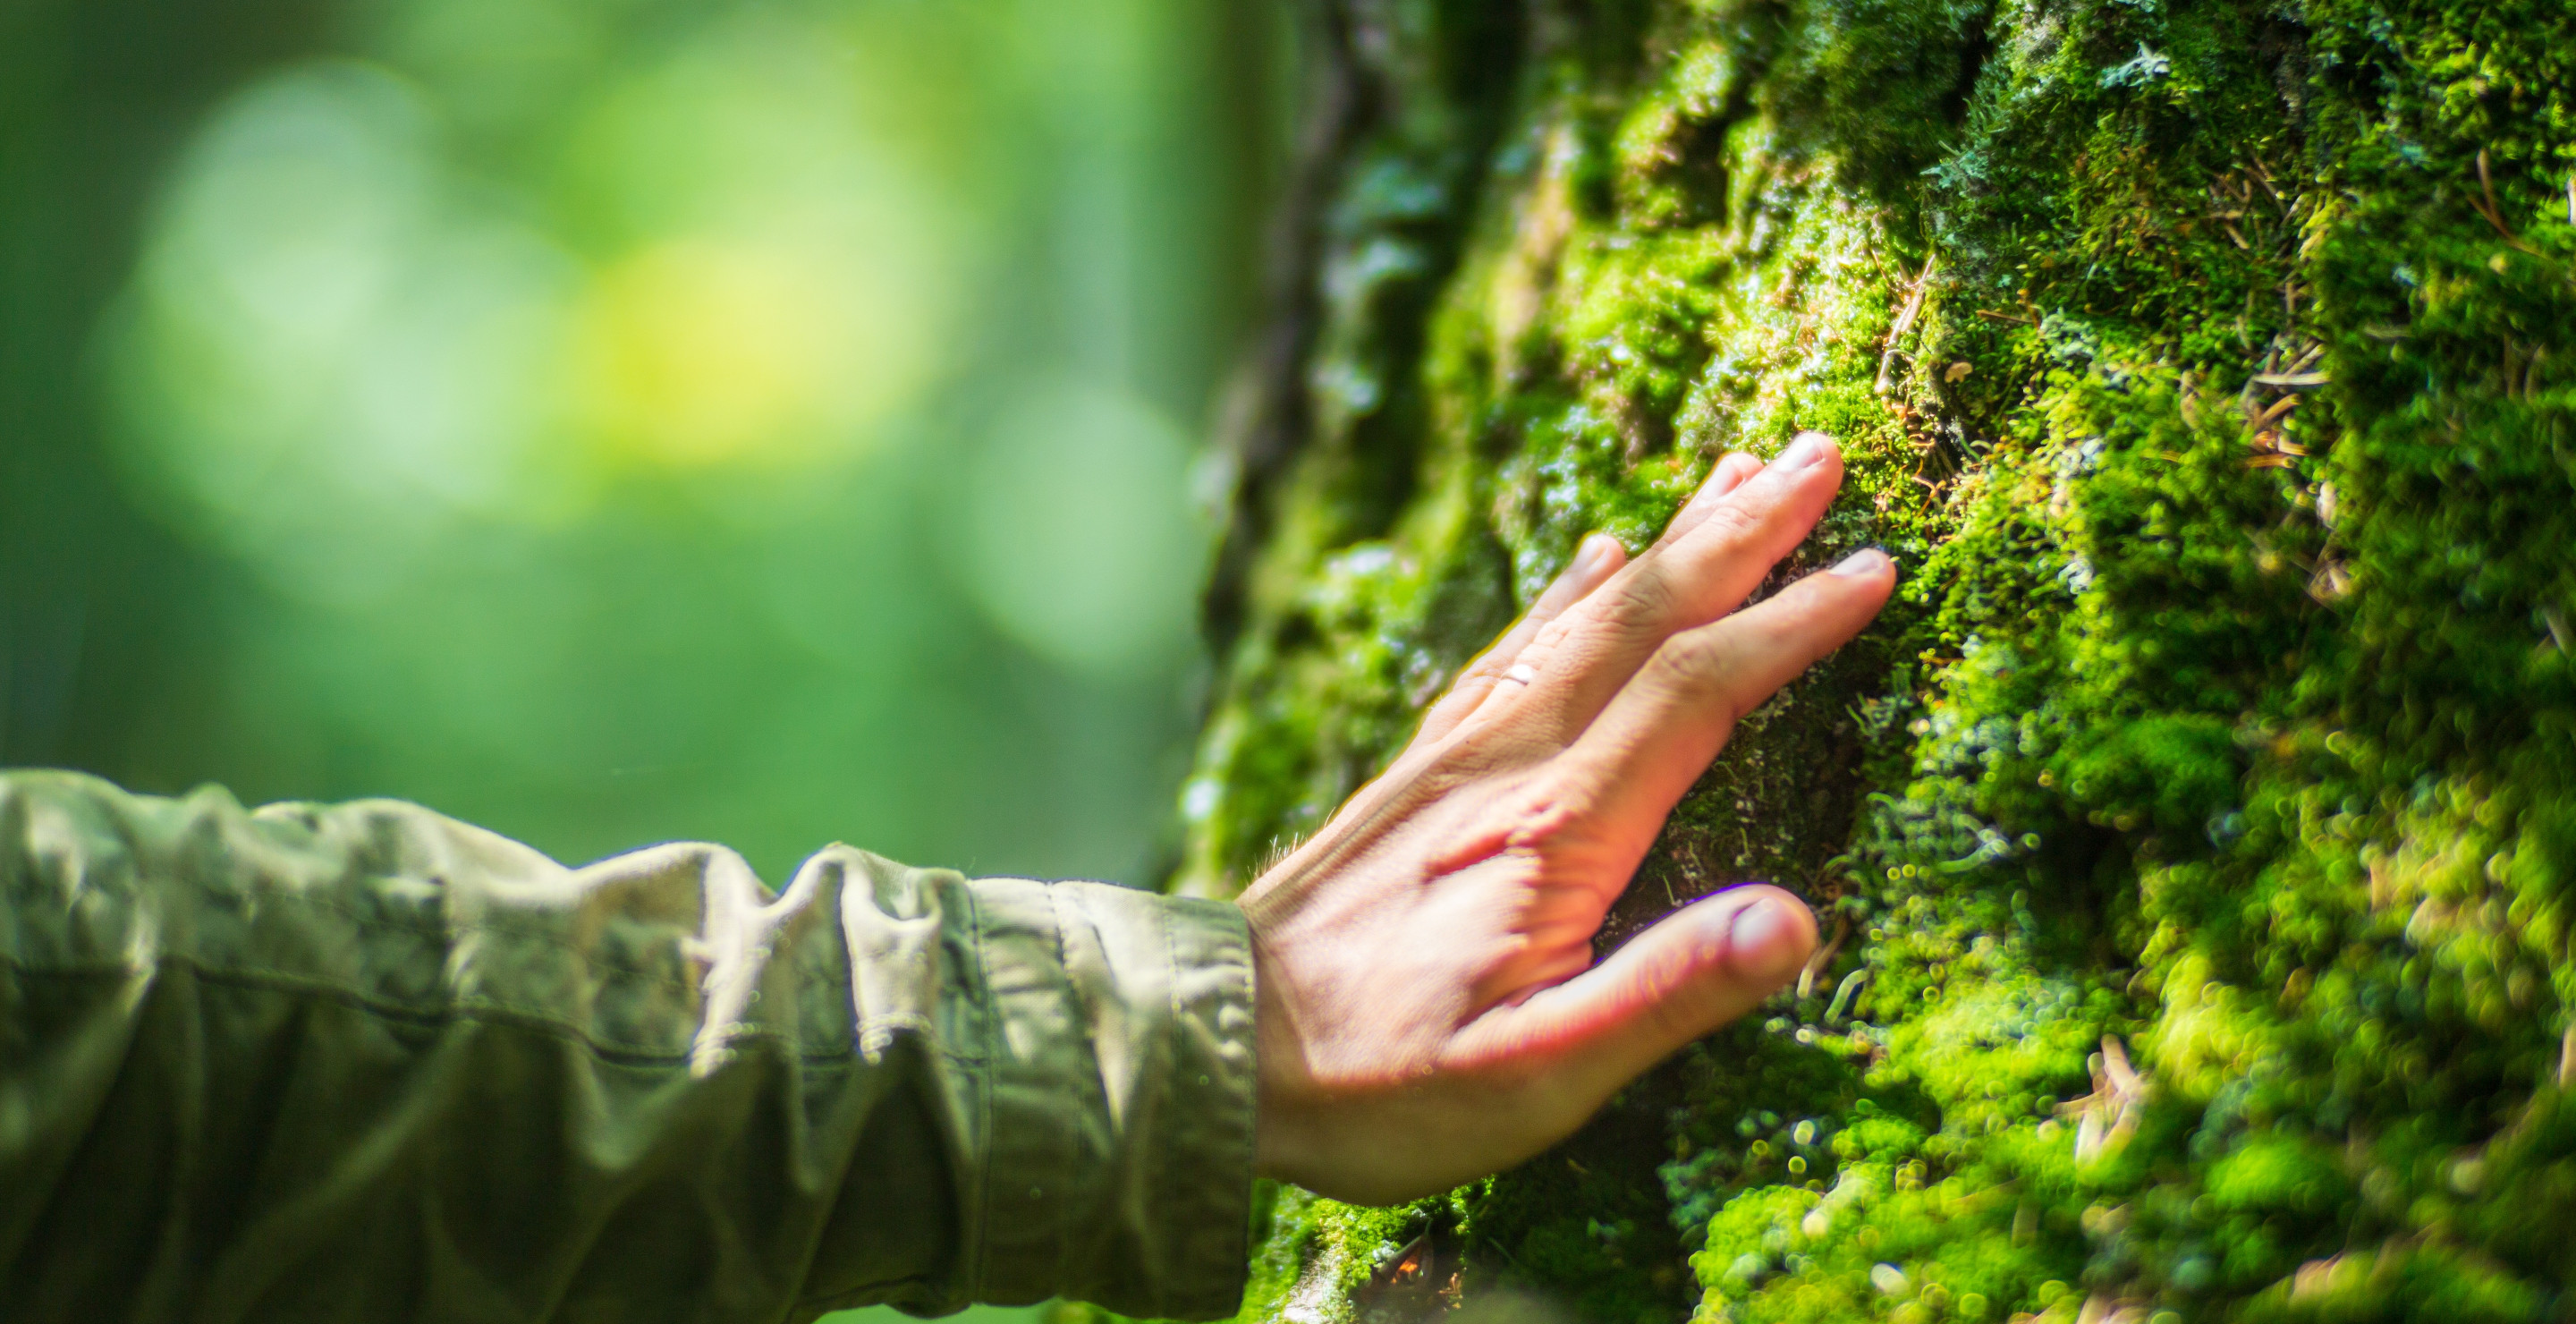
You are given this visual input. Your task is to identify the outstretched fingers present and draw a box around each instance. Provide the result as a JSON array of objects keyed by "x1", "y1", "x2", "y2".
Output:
[
  {"x1": 1490, "y1": 434, "x2": 1851, "y2": 749},
  {"x1": 1417, "y1": 446, "x2": 1761, "y2": 748},
  {"x1": 1440, "y1": 547, "x2": 1891, "y2": 1117},
  {"x1": 1650, "y1": 449, "x2": 1767, "y2": 550},
  {"x1": 1559, "y1": 547, "x2": 1897, "y2": 859}
]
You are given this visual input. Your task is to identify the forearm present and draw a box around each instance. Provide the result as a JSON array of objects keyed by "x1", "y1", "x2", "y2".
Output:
[{"x1": 0, "y1": 770, "x2": 1254, "y2": 1323}]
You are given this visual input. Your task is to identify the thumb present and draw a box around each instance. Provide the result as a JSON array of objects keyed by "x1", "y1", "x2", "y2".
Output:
[{"x1": 1484, "y1": 885, "x2": 1816, "y2": 1102}]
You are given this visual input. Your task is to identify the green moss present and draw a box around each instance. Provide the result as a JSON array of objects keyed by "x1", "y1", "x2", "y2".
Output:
[{"x1": 1182, "y1": 0, "x2": 2576, "y2": 1319}]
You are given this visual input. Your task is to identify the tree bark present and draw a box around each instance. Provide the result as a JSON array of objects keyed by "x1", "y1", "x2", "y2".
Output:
[{"x1": 1178, "y1": 0, "x2": 2576, "y2": 1319}]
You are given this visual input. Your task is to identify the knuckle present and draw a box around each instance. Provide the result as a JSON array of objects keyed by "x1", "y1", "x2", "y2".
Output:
[
  {"x1": 1647, "y1": 977, "x2": 1725, "y2": 1047},
  {"x1": 1498, "y1": 780, "x2": 1603, "y2": 861},
  {"x1": 1649, "y1": 629, "x2": 1747, "y2": 717},
  {"x1": 1688, "y1": 495, "x2": 1766, "y2": 548},
  {"x1": 1650, "y1": 626, "x2": 1725, "y2": 685},
  {"x1": 1641, "y1": 924, "x2": 1734, "y2": 1033},
  {"x1": 1527, "y1": 612, "x2": 1580, "y2": 657},
  {"x1": 1602, "y1": 567, "x2": 1679, "y2": 634},
  {"x1": 1502, "y1": 792, "x2": 1586, "y2": 853}
]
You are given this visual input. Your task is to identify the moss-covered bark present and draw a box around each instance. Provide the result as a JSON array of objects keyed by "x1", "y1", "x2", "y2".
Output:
[{"x1": 1165, "y1": 1, "x2": 2576, "y2": 1320}]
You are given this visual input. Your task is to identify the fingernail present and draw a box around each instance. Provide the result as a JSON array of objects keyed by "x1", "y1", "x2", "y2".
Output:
[
  {"x1": 1573, "y1": 533, "x2": 1615, "y2": 575},
  {"x1": 1772, "y1": 432, "x2": 1834, "y2": 472},
  {"x1": 1727, "y1": 897, "x2": 1810, "y2": 984},
  {"x1": 1829, "y1": 547, "x2": 1891, "y2": 577}
]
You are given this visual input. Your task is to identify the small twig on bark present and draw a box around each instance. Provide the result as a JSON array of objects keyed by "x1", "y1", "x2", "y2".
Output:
[
  {"x1": 1874, "y1": 254, "x2": 1938, "y2": 395},
  {"x1": 1797, "y1": 912, "x2": 1852, "y2": 999},
  {"x1": 2479, "y1": 150, "x2": 2512, "y2": 235},
  {"x1": 2473, "y1": 150, "x2": 2538, "y2": 253}
]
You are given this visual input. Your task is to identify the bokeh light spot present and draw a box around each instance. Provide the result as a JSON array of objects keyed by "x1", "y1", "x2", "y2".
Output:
[
  {"x1": 569, "y1": 239, "x2": 848, "y2": 469},
  {"x1": 956, "y1": 381, "x2": 1209, "y2": 677}
]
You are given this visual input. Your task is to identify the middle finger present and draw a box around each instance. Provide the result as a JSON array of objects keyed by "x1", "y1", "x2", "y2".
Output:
[{"x1": 1481, "y1": 431, "x2": 1849, "y2": 750}]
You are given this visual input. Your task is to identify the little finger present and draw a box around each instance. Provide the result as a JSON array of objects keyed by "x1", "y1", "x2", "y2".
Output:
[{"x1": 1417, "y1": 532, "x2": 1628, "y2": 744}]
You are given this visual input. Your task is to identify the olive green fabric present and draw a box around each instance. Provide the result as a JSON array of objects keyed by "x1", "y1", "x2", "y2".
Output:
[{"x1": 0, "y1": 770, "x2": 1257, "y2": 1323}]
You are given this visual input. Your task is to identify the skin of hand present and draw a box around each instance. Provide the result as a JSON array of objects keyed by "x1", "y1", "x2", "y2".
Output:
[{"x1": 1239, "y1": 432, "x2": 1895, "y2": 1205}]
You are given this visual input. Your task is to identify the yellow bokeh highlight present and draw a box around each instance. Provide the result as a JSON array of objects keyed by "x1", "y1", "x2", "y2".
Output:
[{"x1": 568, "y1": 239, "x2": 865, "y2": 469}]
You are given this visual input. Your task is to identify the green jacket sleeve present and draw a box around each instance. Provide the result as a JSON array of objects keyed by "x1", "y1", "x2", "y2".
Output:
[{"x1": 0, "y1": 769, "x2": 1257, "y2": 1323}]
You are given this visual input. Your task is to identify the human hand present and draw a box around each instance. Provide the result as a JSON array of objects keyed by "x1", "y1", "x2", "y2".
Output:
[{"x1": 1240, "y1": 433, "x2": 1894, "y2": 1204}]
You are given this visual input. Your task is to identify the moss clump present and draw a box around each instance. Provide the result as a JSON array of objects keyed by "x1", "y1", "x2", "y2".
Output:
[{"x1": 1155, "y1": 0, "x2": 2576, "y2": 1320}]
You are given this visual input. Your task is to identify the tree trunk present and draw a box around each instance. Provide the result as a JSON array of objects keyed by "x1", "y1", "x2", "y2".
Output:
[{"x1": 1176, "y1": 0, "x2": 2576, "y2": 1319}]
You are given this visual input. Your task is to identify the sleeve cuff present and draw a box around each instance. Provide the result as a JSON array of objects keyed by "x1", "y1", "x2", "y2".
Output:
[{"x1": 962, "y1": 878, "x2": 1258, "y2": 1320}]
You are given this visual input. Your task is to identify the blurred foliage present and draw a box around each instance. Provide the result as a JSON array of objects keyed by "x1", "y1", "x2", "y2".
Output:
[{"x1": 0, "y1": 0, "x2": 1290, "y2": 887}]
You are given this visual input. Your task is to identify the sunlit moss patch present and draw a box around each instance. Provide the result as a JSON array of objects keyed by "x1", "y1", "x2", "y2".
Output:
[{"x1": 1152, "y1": 0, "x2": 2576, "y2": 1319}]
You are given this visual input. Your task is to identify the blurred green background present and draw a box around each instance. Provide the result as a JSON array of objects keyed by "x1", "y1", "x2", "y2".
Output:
[
  {"x1": 0, "y1": 0, "x2": 1292, "y2": 903},
  {"x1": 5, "y1": 4, "x2": 1292, "y2": 1315}
]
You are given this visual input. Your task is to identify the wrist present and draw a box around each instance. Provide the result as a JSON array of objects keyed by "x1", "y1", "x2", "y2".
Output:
[{"x1": 1247, "y1": 926, "x2": 1308, "y2": 1180}]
